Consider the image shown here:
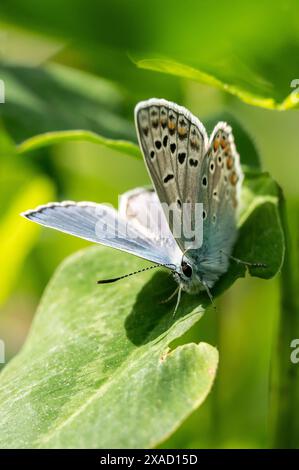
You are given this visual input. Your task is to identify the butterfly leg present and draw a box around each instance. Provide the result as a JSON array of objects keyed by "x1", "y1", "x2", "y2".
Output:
[
  {"x1": 202, "y1": 281, "x2": 216, "y2": 310},
  {"x1": 173, "y1": 287, "x2": 182, "y2": 317},
  {"x1": 160, "y1": 286, "x2": 180, "y2": 304},
  {"x1": 160, "y1": 286, "x2": 182, "y2": 318},
  {"x1": 220, "y1": 250, "x2": 267, "y2": 269}
]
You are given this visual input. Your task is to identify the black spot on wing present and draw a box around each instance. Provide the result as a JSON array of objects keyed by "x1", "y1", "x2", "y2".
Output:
[
  {"x1": 178, "y1": 152, "x2": 186, "y2": 164},
  {"x1": 189, "y1": 158, "x2": 198, "y2": 167},
  {"x1": 163, "y1": 174, "x2": 174, "y2": 184},
  {"x1": 170, "y1": 143, "x2": 176, "y2": 154}
]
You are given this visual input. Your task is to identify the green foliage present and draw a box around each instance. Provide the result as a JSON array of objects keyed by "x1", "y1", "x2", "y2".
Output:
[
  {"x1": 0, "y1": 161, "x2": 284, "y2": 447},
  {"x1": 0, "y1": 63, "x2": 135, "y2": 143},
  {"x1": 17, "y1": 129, "x2": 140, "y2": 159},
  {"x1": 0, "y1": 176, "x2": 54, "y2": 305},
  {"x1": 133, "y1": 58, "x2": 299, "y2": 110},
  {"x1": 0, "y1": 247, "x2": 218, "y2": 448},
  {"x1": 1, "y1": 1, "x2": 299, "y2": 109},
  {"x1": 270, "y1": 199, "x2": 299, "y2": 448},
  {"x1": 0, "y1": 0, "x2": 297, "y2": 449},
  {"x1": 0, "y1": 127, "x2": 55, "y2": 305}
]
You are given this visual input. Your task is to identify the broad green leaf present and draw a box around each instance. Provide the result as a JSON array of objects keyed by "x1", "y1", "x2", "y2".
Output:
[
  {"x1": 0, "y1": 246, "x2": 218, "y2": 448},
  {"x1": 0, "y1": 166, "x2": 284, "y2": 448},
  {"x1": 17, "y1": 129, "x2": 141, "y2": 159}
]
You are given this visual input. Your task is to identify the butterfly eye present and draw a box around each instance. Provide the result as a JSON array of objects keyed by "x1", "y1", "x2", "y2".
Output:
[{"x1": 181, "y1": 261, "x2": 193, "y2": 278}]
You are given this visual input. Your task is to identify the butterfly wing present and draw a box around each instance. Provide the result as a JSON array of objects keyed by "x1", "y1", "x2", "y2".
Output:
[
  {"x1": 135, "y1": 98, "x2": 208, "y2": 252},
  {"x1": 119, "y1": 187, "x2": 182, "y2": 263},
  {"x1": 21, "y1": 201, "x2": 179, "y2": 268},
  {"x1": 194, "y1": 122, "x2": 244, "y2": 287}
]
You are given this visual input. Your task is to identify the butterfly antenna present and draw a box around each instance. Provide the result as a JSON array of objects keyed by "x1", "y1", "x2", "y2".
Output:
[
  {"x1": 220, "y1": 250, "x2": 267, "y2": 268},
  {"x1": 97, "y1": 263, "x2": 177, "y2": 284}
]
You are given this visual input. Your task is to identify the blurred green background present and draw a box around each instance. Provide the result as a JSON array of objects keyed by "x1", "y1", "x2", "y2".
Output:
[{"x1": 0, "y1": 0, "x2": 298, "y2": 448}]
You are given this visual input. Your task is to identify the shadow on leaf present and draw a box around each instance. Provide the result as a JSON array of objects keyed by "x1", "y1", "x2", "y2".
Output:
[{"x1": 125, "y1": 271, "x2": 209, "y2": 346}]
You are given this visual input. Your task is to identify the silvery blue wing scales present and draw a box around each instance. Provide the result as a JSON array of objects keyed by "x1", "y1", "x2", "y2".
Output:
[{"x1": 22, "y1": 98, "x2": 244, "y2": 301}]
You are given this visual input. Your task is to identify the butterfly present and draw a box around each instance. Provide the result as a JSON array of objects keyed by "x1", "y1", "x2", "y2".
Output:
[{"x1": 22, "y1": 98, "x2": 259, "y2": 309}]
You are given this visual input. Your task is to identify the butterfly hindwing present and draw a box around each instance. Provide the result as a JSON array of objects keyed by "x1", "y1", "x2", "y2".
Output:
[
  {"x1": 194, "y1": 122, "x2": 243, "y2": 287},
  {"x1": 119, "y1": 187, "x2": 182, "y2": 264}
]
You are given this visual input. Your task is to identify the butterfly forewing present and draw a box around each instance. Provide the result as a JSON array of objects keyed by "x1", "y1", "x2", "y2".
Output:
[
  {"x1": 135, "y1": 98, "x2": 208, "y2": 251},
  {"x1": 22, "y1": 202, "x2": 179, "y2": 268}
]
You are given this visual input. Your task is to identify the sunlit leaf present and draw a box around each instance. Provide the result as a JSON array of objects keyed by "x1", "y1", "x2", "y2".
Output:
[
  {"x1": 134, "y1": 58, "x2": 299, "y2": 110},
  {"x1": 17, "y1": 129, "x2": 141, "y2": 159}
]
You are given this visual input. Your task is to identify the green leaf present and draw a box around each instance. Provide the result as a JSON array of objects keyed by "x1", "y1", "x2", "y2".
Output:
[
  {"x1": 0, "y1": 63, "x2": 136, "y2": 143},
  {"x1": 2, "y1": 2, "x2": 299, "y2": 111},
  {"x1": 17, "y1": 129, "x2": 141, "y2": 159},
  {"x1": 0, "y1": 165, "x2": 284, "y2": 447},
  {"x1": 0, "y1": 246, "x2": 218, "y2": 448},
  {"x1": 134, "y1": 58, "x2": 299, "y2": 110}
]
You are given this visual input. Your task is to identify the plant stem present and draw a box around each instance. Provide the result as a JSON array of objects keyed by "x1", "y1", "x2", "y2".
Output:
[{"x1": 270, "y1": 195, "x2": 299, "y2": 448}]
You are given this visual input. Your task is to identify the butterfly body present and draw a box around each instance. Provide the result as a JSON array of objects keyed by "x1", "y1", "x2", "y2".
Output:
[{"x1": 22, "y1": 99, "x2": 243, "y2": 300}]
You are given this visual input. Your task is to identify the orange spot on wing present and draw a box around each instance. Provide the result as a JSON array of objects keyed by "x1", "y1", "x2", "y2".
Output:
[
  {"x1": 227, "y1": 156, "x2": 234, "y2": 169},
  {"x1": 230, "y1": 171, "x2": 238, "y2": 185},
  {"x1": 178, "y1": 127, "x2": 187, "y2": 139},
  {"x1": 213, "y1": 139, "x2": 219, "y2": 152}
]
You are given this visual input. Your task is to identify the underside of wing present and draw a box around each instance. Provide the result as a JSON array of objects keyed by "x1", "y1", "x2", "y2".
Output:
[
  {"x1": 194, "y1": 122, "x2": 244, "y2": 286},
  {"x1": 119, "y1": 187, "x2": 182, "y2": 262},
  {"x1": 135, "y1": 98, "x2": 208, "y2": 252},
  {"x1": 21, "y1": 201, "x2": 179, "y2": 268}
]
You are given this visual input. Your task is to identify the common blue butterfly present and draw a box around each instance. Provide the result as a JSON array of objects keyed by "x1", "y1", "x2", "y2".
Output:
[{"x1": 22, "y1": 99, "x2": 262, "y2": 308}]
